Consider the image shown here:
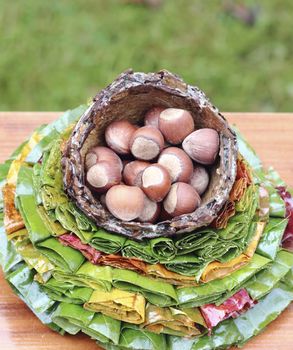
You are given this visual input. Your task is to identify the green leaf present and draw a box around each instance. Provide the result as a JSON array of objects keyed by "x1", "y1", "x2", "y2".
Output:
[
  {"x1": 0, "y1": 221, "x2": 61, "y2": 333},
  {"x1": 264, "y1": 182, "x2": 286, "y2": 218},
  {"x1": 0, "y1": 224, "x2": 23, "y2": 274},
  {"x1": 177, "y1": 254, "x2": 270, "y2": 307},
  {"x1": 17, "y1": 193, "x2": 52, "y2": 243},
  {"x1": 42, "y1": 277, "x2": 93, "y2": 304},
  {"x1": 282, "y1": 267, "x2": 293, "y2": 289},
  {"x1": 265, "y1": 167, "x2": 286, "y2": 188},
  {"x1": 54, "y1": 203, "x2": 94, "y2": 243},
  {"x1": 26, "y1": 128, "x2": 61, "y2": 165},
  {"x1": 190, "y1": 282, "x2": 293, "y2": 349},
  {"x1": 234, "y1": 128, "x2": 262, "y2": 172},
  {"x1": 234, "y1": 282, "x2": 293, "y2": 346},
  {"x1": 84, "y1": 312, "x2": 121, "y2": 344},
  {"x1": 149, "y1": 237, "x2": 177, "y2": 261},
  {"x1": 37, "y1": 140, "x2": 96, "y2": 243},
  {"x1": 122, "y1": 240, "x2": 158, "y2": 264},
  {"x1": 90, "y1": 229, "x2": 126, "y2": 254},
  {"x1": 7, "y1": 263, "x2": 55, "y2": 313},
  {"x1": 257, "y1": 218, "x2": 288, "y2": 260},
  {"x1": 52, "y1": 302, "x2": 121, "y2": 344},
  {"x1": 37, "y1": 205, "x2": 67, "y2": 236},
  {"x1": 16, "y1": 165, "x2": 35, "y2": 196},
  {"x1": 167, "y1": 336, "x2": 195, "y2": 350},
  {"x1": 191, "y1": 320, "x2": 241, "y2": 350},
  {"x1": 112, "y1": 268, "x2": 178, "y2": 307},
  {"x1": 53, "y1": 262, "x2": 112, "y2": 291},
  {"x1": 175, "y1": 230, "x2": 217, "y2": 256},
  {"x1": 26, "y1": 105, "x2": 88, "y2": 164},
  {"x1": 119, "y1": 324, "x2": 167, "y2": 350},
  {"x1": 13, "y1": 234, "x2": 54, "y2": 281},
  {"x1": 142, "y1": 304, "x2": 203, "y2": 337},
  {"x1": 245, "y1": 250, "x2": 293, "y2": 300},
  {"x1": 162, "y1": 255, "x2": 206, "y2": 278},
  {"x1": 52, "y1": 105, "x2": 89, "y2": 133},
  {"x1": 37, "y1": 237, "x2": 85, "y2": 273},
  {"x1": 16, "y1": 166, "x2": 52, "y2": 244},
  {"x1": 8, "y1": 139, "x2": 31, "y2": 161}
]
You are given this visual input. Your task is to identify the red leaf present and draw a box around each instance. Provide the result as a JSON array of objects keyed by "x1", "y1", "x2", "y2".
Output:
[
  {"x1": 277, "y1": 187, "x2": 293, "y2": 251},
  {"x1": 200, "y1": 289, "x2": 256, "y2": 330},
  {"x1": 59, "y1": 233, "x2": 102, "y2": 264}
]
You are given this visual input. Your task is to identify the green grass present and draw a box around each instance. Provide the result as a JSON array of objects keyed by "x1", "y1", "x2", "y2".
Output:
[{"x1": 0, "y1": 0, "x2": 292, "y2": 111}]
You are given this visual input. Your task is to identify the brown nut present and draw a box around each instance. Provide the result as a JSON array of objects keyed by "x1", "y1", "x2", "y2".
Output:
[
  {"x1": 189, "y1": 165, "x2": 209, "y2": 195},
  {"x1": 105, "y1": 184, "x2": 144, "y2": 221},
  {"x1": 141, "y1": 163, "x2": 171, "y2": 202},
  {"x1": 182, "y1": 128, "x2": 220, "y2": 165},
  {"x1": 130, "y1": 126, "x2": 164, "y2": 160},
  {"x1": 144, "y1": 106, "x2": 166, "y2": 129},
  {"x1": 86, "y1": 161, "x2": 122, "y2": 193},
  {"x1": 138, "y1": 196, "x2": 161, "y2": 223},
  {"x1": 163, "y1": 182, "x2": 201, "y2": 217},
  {"x1": 123, "y1": 160, "x2": 151, "y2": 187},
  {"x1": 159, "y1": 108, "x2": 194, "y2": 144},
  {"x1": 105, "y1": 120, "x2": 137, "y2": 155},
  {"x1": 85, "y1": 146, "x2": 122, "y2": 171},
  {"x1": 158, "y1": 147, "x2": 193, "y2": 183}
]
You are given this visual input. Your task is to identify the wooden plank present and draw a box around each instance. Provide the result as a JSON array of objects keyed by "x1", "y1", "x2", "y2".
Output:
[{"x1": 0, "y1": 112, "x2": 292, "y2": 350}]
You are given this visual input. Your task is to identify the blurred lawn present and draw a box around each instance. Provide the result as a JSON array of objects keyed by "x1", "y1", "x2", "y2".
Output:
[{"x1": 0, "y1": 0, "x2": 292, "y2": 111}]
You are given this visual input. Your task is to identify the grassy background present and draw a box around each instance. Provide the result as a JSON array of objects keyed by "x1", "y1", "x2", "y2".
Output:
[{"x1": 0, "y1": 0, "x2": 292, "y2": 111}]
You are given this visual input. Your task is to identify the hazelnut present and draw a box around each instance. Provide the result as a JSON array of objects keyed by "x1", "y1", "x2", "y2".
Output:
[
  {"x1": 130, "y1": 126, "x2": 164, "y2": 161},
  {"x1": 105, "y1": 120, "x2": 137, "y2": 155},
  {"x1": 182, "y1": 128, "x2": 220, "y2": 165},
  {"x1": 141, "y1": 163, "x2": 171, "y2": 202},
  {"x1": 189, "y1": 165, "x2": 209, "y2": 195},
  {"x1": 123, "y1": 160, "x2": 151, "y2": 187},
  {"x1": 158, "y1": 147, "x2": 193, "y2": 183},
  {"x1": 144, "y1": 106, "x2": 166, "y2": 129},
  {"x1": 86, "y1": 161, "x2": 122, "y2": 193},
  {"x1": 138, "y1": 196, "x2": 161, "y2": 223},
  {"x1": 163, "y1": 182, "x2": 201, "y2": 217},
  {"x1": 105, "y1": 184, "x2": 144, "y2": 221},
  {"x1": 85, "y1": 146, "x2": 122, "y2": 171},
  {"x1": 159, "y1": 108, "x2": 194, "y2": 144}
]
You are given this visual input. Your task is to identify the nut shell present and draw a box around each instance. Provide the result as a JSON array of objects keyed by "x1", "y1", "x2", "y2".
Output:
[
  {"x1": 163, "y1": 182, "x2": 201, "y2": 217},
  {"x1": 189, "y1": 165, "x2": 209, "y2": 195},
  {"x1": 62, "y1": 70, "x2": 238, "y2": 240},
  {"x1": 105, "y1": 185, "x2": 144, "y2": 221},
  {"x1": 158, "y1": 147, "x2": 193, "y2": 183},
  {"x1": 138, "y1": 196, "x2": 161, "y2": 223},
  {"x1": 144, "y1": 106, "x2": 165, "y2": 128},
  {"x1": 130, "y1": 126, "x2": 164, "y2": 160},
  {"x1": 105, "y1": 120, "x2": 137, "y2": 155},
  {"x1": 159, "y1": 108, "x2": 194, "y2": 144},
  {"x1": 86, "y1": 161, "x2": 122, "y2": 193},
  {"x1": 123, "y1": 160, "x2": 150, "y2": 187},
  {"x1": 182, "y1": 128, "x2": 220, "y2": 165},
  {"x1": 85, "y1": 146, "x2": 122, "y2": 171},
  {"x1": 141, "y1": 164, "x2": 171, "y2": 202}
]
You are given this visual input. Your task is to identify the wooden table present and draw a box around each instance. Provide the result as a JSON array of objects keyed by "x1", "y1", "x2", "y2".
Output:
[{"x1": 0, "y1": 112, "x2": 292, "y2": 350}]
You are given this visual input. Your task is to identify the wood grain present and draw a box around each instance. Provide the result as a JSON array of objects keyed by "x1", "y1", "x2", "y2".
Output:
[{"x1": 0, "y1": 112, "x2": 292, "y2": 350}]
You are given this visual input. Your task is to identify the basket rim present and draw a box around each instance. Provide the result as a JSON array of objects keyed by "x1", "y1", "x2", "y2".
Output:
[{"x1": 62, "y1": 69, "x2": 238, "y2": 240}]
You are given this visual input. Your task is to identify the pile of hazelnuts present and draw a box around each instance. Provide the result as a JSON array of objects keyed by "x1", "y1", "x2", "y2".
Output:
[{"x1": 85, "y1": 107, "x2": 220, "y2": 223}]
